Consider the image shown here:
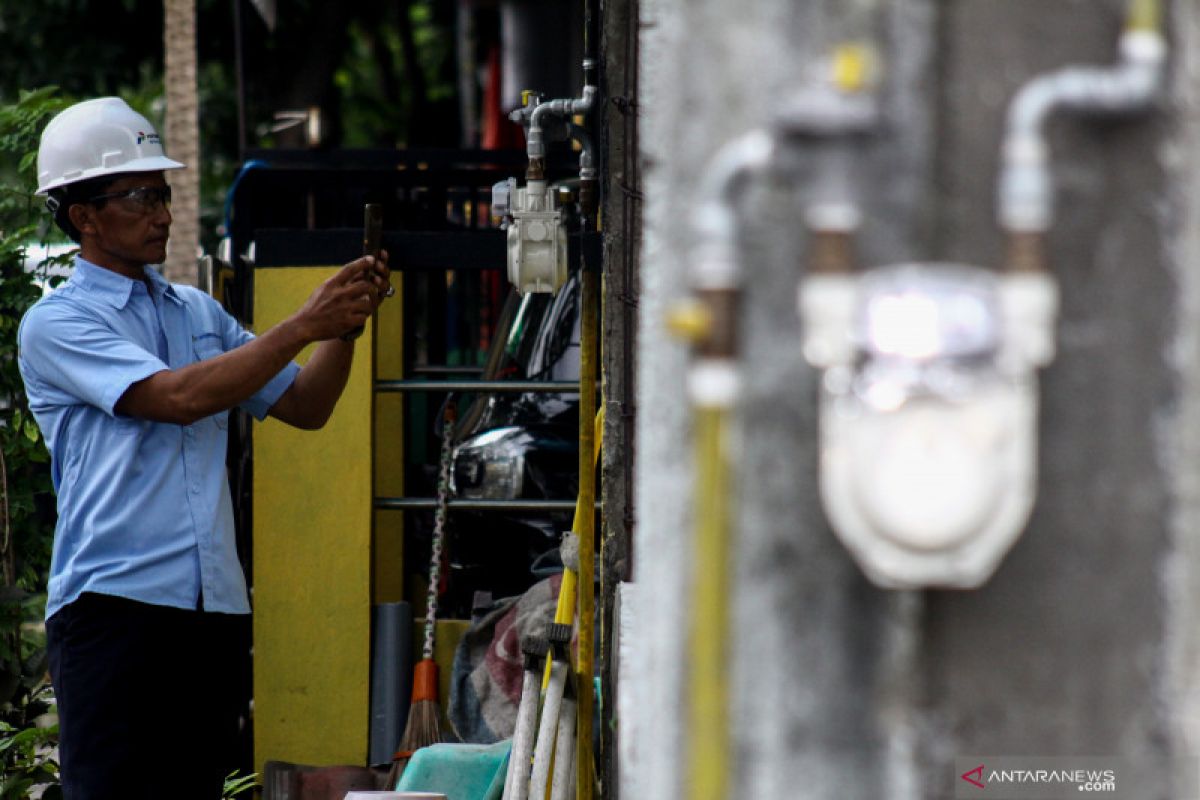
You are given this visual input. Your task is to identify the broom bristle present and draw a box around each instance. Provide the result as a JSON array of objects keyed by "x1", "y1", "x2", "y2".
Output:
[
  {"x1": 397, "y1": 697, "x2": 443, "y2": 752},
  {"x1": 385, "y1": 659, "x2": 444, "y2": 788},
  {"x1": 398, "y1": 658, "x2": 443, "y2": 752}
]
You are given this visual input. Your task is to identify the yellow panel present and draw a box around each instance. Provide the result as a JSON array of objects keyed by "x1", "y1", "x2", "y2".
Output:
[
  {"x1": 253, "y1": 266, "x2": 374, "y2": 774},
  {"x1": 436, "y1": 620, "x2": 470, "y2": 712},
  {"x1": 373, "y1": 281, "x2": 405, "y2": 603}
]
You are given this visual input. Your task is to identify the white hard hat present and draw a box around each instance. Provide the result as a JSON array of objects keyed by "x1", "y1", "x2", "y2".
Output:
[{"x1": 36, "y1": 97, "x2": 185, "y2": 195}]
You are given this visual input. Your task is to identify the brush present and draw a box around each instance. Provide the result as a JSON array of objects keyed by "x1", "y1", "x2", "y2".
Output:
[{"x1": 387, "y1": 402, "x2": 456, "y2": 787}]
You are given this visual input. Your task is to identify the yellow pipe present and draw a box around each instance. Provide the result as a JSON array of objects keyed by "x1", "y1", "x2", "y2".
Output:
[
  {"x1": 531, "y1": 406, "x2": 602, "y2": 800},
  {"x1": 1126, "y1": 0, "x2": 1161, "y2": 33},
  {"x1": 544, "y1": 406, "x2": 604, "y2": 690},
  {"x1": 831, "y1": 42, "x2": 877, "y2": 94},
  {"x1": 687, "y1": 403, "x2": 732, "y2": 800},
  {"x1": 668, "y1": 294, "x2": 738, "y2": 800},
  {"x1": 576, "y1": 268, "x2": 599, "y2": 800}
]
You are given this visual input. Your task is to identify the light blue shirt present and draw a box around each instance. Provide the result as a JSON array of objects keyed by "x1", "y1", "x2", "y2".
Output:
[{"x1": 18, "y1": 257, "x2": 300, "y2": 619}]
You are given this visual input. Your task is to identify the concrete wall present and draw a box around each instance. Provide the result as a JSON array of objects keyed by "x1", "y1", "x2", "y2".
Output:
[{"x1": 623, "y1": 0, "x2": 1200, "y2": 797}]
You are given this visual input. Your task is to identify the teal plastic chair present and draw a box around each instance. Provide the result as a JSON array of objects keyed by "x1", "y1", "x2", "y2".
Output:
[{"x1": 395, "y1": 740, "x2": 512, "y2": 800}]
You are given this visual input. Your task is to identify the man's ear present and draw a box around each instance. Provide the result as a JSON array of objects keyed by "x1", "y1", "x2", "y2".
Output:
[{"x1": 67, "y1": 203, "x2": 96, "y2": 237}]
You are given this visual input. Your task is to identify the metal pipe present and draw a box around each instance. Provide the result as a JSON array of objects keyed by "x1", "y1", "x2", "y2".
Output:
[
  {"x1": 686, "y1": 401, "x2": 735, "y2": 800},
  {"x1": 575, "y1": 266, "x2": 599, "y2": 800},
  {"x1": 690, "y1": 131, "x2": 775, "y2": 291},
  {"x1": 779, "y1": 52, "x2": 880, "y2": 273},
  {"x1": 544, "y1": 408, "x2": 605, "y2": 691},
  {"x1": 528, "y1": 78, "x2": 599, "y2": 161},
  {"x1": 375, "y1": 379, "x2": 583, "y2": 394},
  {"x1": 674, "y1": 128, "x2": 777, "y2": 800},
  {"x1": 409, "y1": 365, "x2": 485, "y2": 376},
  {"x1": 998, "y1": 8, "x2": 1166, "y2": 233},
  {"x1": 374, "y1": 498, "x2": 598, "y2": 512},
  {"x1": 568, "y1": 121, "x2": 596, "y2": 178}
]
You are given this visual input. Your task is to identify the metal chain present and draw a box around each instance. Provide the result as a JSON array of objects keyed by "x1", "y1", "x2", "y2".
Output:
[{"x1": 423, "y1": 402, "x2": 456, "y2": 660}]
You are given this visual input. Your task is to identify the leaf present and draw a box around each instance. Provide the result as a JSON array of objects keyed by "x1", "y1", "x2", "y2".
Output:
[
  {"x1": 21, "y1": 417, "x2": 37, "y2": 444},
  {"x1": 0, "y1": 776, "x2": 36, "y2": 799}
]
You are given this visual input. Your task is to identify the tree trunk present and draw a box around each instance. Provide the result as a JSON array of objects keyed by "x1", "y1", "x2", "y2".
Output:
[{"x1": 164, "y1": 0, "x2": 200, "y2": 286}]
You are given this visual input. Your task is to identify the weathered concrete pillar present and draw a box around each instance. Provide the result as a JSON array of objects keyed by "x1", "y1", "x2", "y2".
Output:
[{"x1": 623, "y1": 0, "x2": 1200, "y2": 797}]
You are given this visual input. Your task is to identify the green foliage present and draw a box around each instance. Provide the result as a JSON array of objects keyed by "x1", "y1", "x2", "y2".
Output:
[
  {"x1": 306, "y1": 0, "x2": 458, "y2": 148},
  {"x1": 0, "y1": 3, "x2": 161, "y2": 105},
  {"x1": 222, "y1": 770, "x2": 258, "y2": 799},
  {"x1": 0, "y1": 87, "x2": 69, "y2": 799},
  {"x1": 0, "y1": 680, "x2": 60, "y2": 799},
  {"x1": 0, "y1": 85, "x2": 68, "y2": 596}
]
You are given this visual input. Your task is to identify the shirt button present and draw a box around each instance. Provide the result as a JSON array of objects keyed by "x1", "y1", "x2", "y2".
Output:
[
  {"x1": 191, "y1": 484, "x2": 200, "y2": 494},
  {"x1": 185, "y1": 428, "x2": 195, "y2": 438}
]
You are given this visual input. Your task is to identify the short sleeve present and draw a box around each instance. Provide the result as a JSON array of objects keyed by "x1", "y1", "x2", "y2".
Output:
[
  {"x1": 18, "y1": 300, "x2": 167, "y2": 416},
  {"x1": 180, "y1": 287, "x2": 300, "y2": 421}
]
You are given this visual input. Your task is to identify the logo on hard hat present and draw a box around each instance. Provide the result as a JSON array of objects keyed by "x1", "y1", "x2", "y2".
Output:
[{"x1": 136, "y1": 131, "x2": 161, "y2": 146}]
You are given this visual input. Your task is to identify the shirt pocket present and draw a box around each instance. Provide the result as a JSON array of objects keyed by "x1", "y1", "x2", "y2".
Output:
[
  {"x1": 192, "y1": 332, "x2": 224, "y2": 362},
  {"x1": 191, "y1": 332, "x2": 230, "y2": 430},
  {"x1": 110, "y1": 415, "x2": 148, "y2": 435}
]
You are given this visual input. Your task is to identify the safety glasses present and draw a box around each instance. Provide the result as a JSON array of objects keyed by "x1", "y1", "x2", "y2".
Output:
[{"x1": 88, "y1": 185, "x2": 173, "y2": 213}]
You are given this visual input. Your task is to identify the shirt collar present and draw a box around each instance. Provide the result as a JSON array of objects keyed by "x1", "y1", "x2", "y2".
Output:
[{"x1": 71, "y1": 256, "x2": 181, "y2": 308}]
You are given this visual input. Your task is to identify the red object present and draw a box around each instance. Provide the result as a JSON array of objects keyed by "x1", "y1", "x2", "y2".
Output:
[
  {"x1": 481, "y1": 44, "x2": 525, "y2": 151},
  {"x1": 411, "y1": 658, "x2": 440, "y2": 703}
]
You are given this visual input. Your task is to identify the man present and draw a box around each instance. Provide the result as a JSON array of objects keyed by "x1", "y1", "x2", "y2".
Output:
[{"x1": 17, "y1": 97, "x2": 390, "y2": 798}]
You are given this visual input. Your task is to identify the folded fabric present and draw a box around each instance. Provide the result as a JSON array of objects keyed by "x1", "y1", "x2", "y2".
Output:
[{"x1": 449, "y1": 574, "x2": 561, "y2": 743}]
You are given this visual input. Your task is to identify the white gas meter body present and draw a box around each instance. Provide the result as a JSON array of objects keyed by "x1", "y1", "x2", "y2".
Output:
[
  {"x1": 799, "y1": 263, "x2": 1058, "y2": 589},
  {"x1": 506, "y1": 179, "x2": 568, "y2": 295}
]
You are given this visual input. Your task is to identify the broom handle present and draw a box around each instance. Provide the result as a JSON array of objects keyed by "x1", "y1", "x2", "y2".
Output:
[
  {"x1": 549, "y1": 690, "x2": 578, "y2": 800},
  {"x1": 424, "y1": 402, "x2": 456, "y2": 660},
  {"x1": 529, "y1": 659, "x2": 569, "y2": 798}
]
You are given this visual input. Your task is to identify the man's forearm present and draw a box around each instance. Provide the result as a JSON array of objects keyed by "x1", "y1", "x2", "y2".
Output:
[
  {"x1": 115, "y1": 315, "x2": 316, "y2": 425},
  {"x1": 113, "y1": 254, "x2": 386, "y2": 427},
  {"x1": 267, "y1": 337, "x2": 356, "y2": 429}
]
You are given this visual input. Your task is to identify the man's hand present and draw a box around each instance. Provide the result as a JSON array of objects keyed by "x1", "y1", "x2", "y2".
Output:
[
  {"x1": 115, "y1": 250, "x2": 394, "y2": 427},
  {"x1": 265, "y1": 249, "x2": 394, "y2": 428},
  {"x1": 292, "y1": 251, "x2": 392, "y2": 341}
]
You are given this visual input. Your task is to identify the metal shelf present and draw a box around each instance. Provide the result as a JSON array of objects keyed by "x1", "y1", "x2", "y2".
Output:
[
  {"x1": 375, "y1": 379, "x2": 582, "y2": 393},
  {"x1": 374, "y1": 497, "x2": 599, "y2": 512}
]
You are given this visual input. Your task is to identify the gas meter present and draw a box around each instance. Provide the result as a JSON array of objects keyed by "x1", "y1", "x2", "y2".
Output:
[
  {"x1": 493, "y1": 177, "x2": 568, "y2": 295},
  {"x1": 800, "y1": 263, "x2": 1058, "y2": 589}
]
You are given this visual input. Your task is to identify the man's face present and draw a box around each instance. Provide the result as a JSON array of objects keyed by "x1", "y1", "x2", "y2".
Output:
[{"x1": 73, "y1": 171, "x2": 172, "y2": 274}]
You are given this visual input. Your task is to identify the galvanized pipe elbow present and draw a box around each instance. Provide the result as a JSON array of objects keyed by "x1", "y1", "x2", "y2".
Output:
[
  {"x1": 691, "y1": 129, "x2": 776, "y2": 290},
  {"x1": 528, "y1": 85, "x2": 600, "y2": 160},
  {"x1": 999, "y1": 29, "x2": 1166, "y2": 232}
]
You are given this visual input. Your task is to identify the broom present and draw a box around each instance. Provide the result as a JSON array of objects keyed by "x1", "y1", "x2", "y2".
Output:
[{"x1": 388, "y1": 401, "x2": 456, "y2": 786}]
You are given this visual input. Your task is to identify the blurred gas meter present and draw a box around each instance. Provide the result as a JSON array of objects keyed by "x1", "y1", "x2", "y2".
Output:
[
  {"x1": 799, "y1": 264, "x2": 1058, "y2": 588},
  {"x1": 493, "y1": 177, "x2": 568, "y2": 295}
]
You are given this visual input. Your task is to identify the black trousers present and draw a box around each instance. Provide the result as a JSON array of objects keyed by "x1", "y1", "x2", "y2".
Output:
[{"x1": 46, "y1": 592, "x2": 247, "y2": 800}]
